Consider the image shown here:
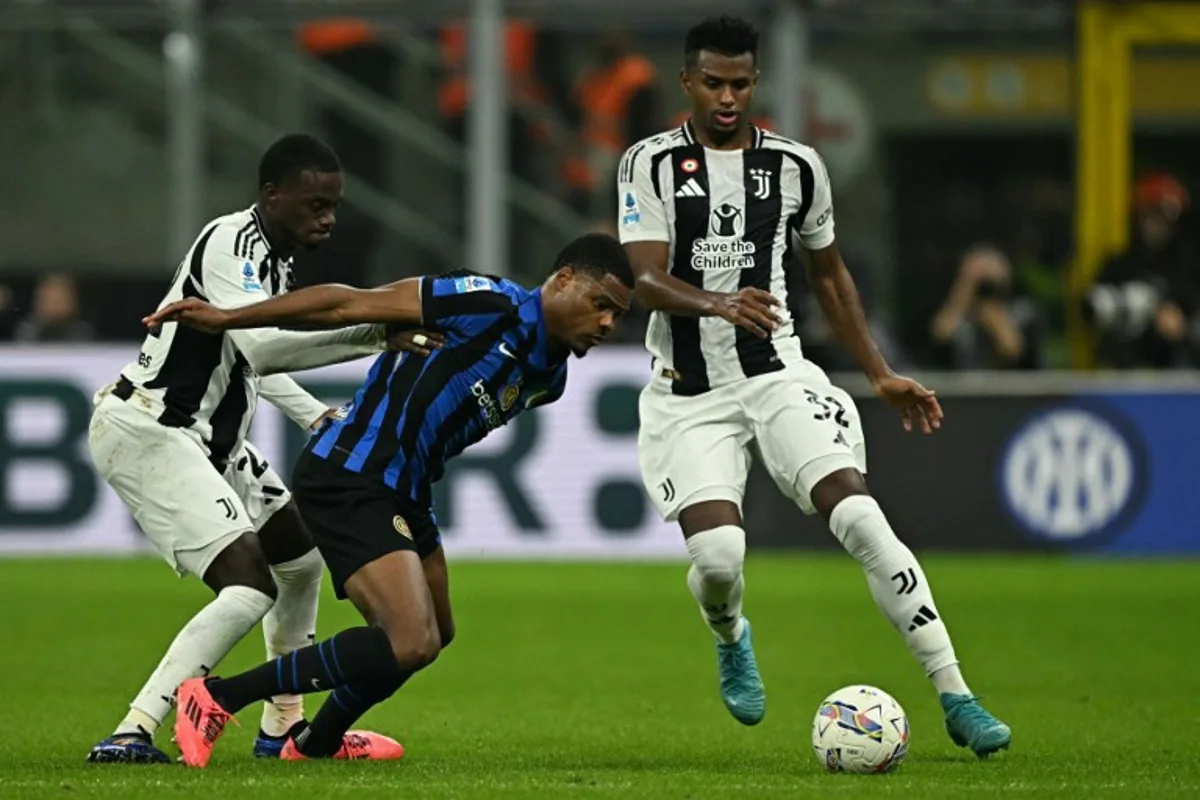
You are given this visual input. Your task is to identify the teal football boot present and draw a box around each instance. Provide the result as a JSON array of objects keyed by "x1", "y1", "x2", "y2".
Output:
[
  {"x1": 715, "y1": 617, "x2": 765, "y2": 725},
  {"x1": 941, "y1": 693, "x2": 1011, "y2": 757}
]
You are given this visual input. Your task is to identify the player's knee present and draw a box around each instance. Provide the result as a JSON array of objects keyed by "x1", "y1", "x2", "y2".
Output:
[
  {"x1": 828, "y1": 495, "x2": 898, "y2": 566},
  {"x1": 685, "y1": 524, "x2": 746, "y2": 586},
  {"x1": 227, "y1": 554, "x2": 278, "y2": 599},
  {"x1": 202, "y1": 536, "x2": 279, "y2": 600},
  {"x1": 269, "y1": 547, "x2": 323, "y2": 587},
  {"x1": 233, "y1": 568, "x2": 278, "y2": 601},
  {"x1": 810, "y1": 466, "x2": 870, "y2": 520},
  {"x1": 384, "y1": 622, "x2": 442, "y2": 671},
  {"x1": 392, "y1": 636, "x2": 441, "y2": 671}
]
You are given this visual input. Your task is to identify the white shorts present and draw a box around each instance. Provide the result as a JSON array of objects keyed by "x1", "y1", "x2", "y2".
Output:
[
  {"x1": 638, "y1": 362, "x2": 867, "y2": 521},
  {"x1": 88, "y1": 388, "x2": 292, "y2": 578}
]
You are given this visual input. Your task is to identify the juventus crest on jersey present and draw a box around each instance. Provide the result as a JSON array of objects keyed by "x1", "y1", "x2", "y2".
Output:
[
  {"x1": 617, "y1": 122, "x2": 836, "y2": 396},
  {"x1": 118, "y1": 207, "x2": 295, "y2": 466}
]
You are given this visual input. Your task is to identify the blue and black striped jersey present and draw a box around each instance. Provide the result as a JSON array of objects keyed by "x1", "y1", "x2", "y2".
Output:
[{"x1": 309, "y1": 273, "x2": 567, "y2": 505}]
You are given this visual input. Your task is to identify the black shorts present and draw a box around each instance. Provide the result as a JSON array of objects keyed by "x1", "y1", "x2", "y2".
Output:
[{"x1": 292, "y1": 449, "x2": 442, "y2": 600}]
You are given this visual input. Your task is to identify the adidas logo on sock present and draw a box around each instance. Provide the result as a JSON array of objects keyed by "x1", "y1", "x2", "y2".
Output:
[
  {"x1": 703, "y1": 602, "x2": 735, "y2": 626},
  {"x1": 675, "y1": 178, "x2": 705, "y2": 198},
  {"x1": 907, "y1": 605, "x2": 938, "y2": 632}
]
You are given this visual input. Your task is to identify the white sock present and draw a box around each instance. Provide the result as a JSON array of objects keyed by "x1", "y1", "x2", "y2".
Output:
[
  {"x1": 931, "y1": 664, "x2": 971, "y2": 696},
  {"x1": 114, "y1": 585, "x2": 275, "y2": 738},
  {"x1": 260, "y1": 549, "x2": 323, "y2": 737},
  {"x1": 685, "y1": 525, "x2": 747, "y2": 645},
  {"x1": 828, "y1": 496, "x2": 968, "y2": 693}
]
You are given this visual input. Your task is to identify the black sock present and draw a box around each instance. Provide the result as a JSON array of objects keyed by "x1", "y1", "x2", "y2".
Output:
[
  {"x1": 297, "y1": 671, "x2": 414, "y2": 757},
  {"x1": 258, "y1": 719, "x2": 309, "y2": 742},
  {"x1": 208, "y1": 626, "x2": 401, "y2": 714}
]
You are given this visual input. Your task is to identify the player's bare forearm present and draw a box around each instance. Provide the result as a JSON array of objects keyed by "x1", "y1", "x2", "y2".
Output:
[
  {"x1": 805, "y1": 244, "x2": 892, "y2": 384},
  {"x1": 226, "y1": 280, "x2": 422, "y2": 329},
  {"x1": 624, "y1": 241, "x2": 782, "y2": 337},
  {"x1": 625, "y1": 241, "x2": 720, "y2": 316},
  {"x1": 634, "y1": 268, "x2": 723, "y2": 316},
  {"x1": 215, "y1": 284, "x2": 359, "y2": 328}
]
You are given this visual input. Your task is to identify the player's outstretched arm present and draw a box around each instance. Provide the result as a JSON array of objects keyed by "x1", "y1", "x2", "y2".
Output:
[
  {"x1": 145, "y1": 279, "x2": 423, "y2": 332},
  {"x1": 805, "y1": 244, "x2": 942, "y2": 434}
]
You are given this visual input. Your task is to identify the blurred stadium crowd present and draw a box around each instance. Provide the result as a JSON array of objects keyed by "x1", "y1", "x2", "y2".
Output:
[{"x1": 4, "y1": 0, "x2": 1199, "y2": 375}]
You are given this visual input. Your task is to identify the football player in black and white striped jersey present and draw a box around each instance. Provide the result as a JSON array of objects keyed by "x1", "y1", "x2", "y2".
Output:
[{"x1": 618, "y1": 17, "x2": 1010, "y2": 757}]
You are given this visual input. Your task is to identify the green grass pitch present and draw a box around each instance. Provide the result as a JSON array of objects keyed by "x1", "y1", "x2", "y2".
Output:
[{"x1": 2, "y1": 554, "x2": 1197, "y2": 799}]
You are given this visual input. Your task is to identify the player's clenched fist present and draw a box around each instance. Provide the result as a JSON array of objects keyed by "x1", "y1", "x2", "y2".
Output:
[
  {"x1": 714, "y1": 287, "x2": 783, "y2": 339},
  {"x1": 143, "y1": 298, "x2": 231, "y2": 334}
]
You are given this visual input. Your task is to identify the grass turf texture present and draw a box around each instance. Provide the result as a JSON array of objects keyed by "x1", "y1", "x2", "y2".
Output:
[{"x1": 2, "y1": 555, "x2": 1197, "y2": 799}]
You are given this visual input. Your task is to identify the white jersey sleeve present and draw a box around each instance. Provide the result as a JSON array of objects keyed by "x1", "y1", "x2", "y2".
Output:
[
  {"x1": 233, "y1": 324, "x2": 386, "y2": 377},
  {"x1": 200, "y1": 246, "x2": 275, "y2": 310},
  {"x1": 258, "y1": 374, "x2": 329, "y2": 430},
  {"x1": 795, "y1": 149, "x2": 835, "y2": 251},
  {"x1": 616, "y1": 142, "x2": 671, "y2": 244}
]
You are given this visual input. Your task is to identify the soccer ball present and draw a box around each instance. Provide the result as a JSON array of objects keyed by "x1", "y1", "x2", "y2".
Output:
[{"x1": 811, "y1": 685, "x2": 910, "y2": 774}]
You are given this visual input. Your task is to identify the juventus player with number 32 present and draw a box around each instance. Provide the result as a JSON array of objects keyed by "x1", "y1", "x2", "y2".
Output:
[{"x1": 618, "y1": 17, "x2": 1010, "y2": 757}]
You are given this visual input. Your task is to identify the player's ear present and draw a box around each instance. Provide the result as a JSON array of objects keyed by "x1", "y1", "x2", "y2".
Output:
[
  {"x1": 260, "y1": 183, "x2": 279, "y2": 211},
  {"x1": 554, "y1": 266, "x2": 576, "y2": 286}
]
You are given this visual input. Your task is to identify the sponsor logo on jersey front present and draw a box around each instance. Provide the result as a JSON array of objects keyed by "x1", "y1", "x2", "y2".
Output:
[
  {"x1": 691, "y1": 203, "x2": 755, "y2": 271},
  {"x1": 472, "y1": 378, "x2": 523, "y2": 429}
]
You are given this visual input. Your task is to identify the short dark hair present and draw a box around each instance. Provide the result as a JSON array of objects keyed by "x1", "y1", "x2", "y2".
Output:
[
  {"x1": 553, "y1": 233, "x2": 634, "y2": 287},
  {"x1": 684, "y1": 16, "x2": 759, "y2": 68},
  {"x1": 258, "y1": 134, "x2": 341, "y2": 189}
]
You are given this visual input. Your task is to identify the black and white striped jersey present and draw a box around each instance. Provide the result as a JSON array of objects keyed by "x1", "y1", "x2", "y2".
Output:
[
  {"x1": 118, "y1": 206, "x2": 324, "y2": 467},
  {"x1": 617, "y1": 122, "x2": 836, "y2": 396}
]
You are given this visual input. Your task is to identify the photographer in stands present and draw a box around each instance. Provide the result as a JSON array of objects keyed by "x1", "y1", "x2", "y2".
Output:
[
  {"x1": 930, "y1": 244, "x2": 1042, "y2": 370},
  {"x1": 1084, "y1": 173, "x2": 1199, "y2": 369}
]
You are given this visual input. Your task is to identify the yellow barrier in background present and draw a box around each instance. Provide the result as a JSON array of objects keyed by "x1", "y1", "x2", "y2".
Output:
[{"x1": 1073, "y1": 1, "x2": 1200, "y2": 367}]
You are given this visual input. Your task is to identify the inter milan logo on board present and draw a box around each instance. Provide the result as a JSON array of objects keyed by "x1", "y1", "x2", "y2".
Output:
[{"x1": 999, "y1": 406, "x2": 1146, "y2": 545}]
